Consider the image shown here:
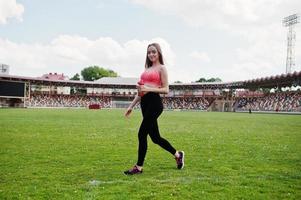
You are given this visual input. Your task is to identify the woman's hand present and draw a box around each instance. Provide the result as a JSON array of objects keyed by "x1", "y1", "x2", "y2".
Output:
[
  {"x1": 136, "y1": 84, "x2": 144, "y2": 92},
  {"x1": 124, "y1": 107, "x2": 133, "y2": 118},
  {"x1": 136, "y1": 84, "x2": 151, "y2": 92}
]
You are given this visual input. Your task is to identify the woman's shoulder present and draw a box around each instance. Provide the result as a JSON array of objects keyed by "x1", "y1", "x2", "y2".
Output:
[
  {"x1": 158, "y1": 65, "x2": 167, "y2": 72},
  {"x1": 146, "y1": 65, "x2": 167, "y2": 73}
]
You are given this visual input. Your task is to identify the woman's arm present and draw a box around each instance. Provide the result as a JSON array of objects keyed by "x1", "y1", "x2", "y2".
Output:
[
  {"x1": 124, "y1": 94, "x2": 141, "y2": 117},
  {"x1": 140, "y1": 66, "x2": 169, "y2": 94},
  {"x1": 129, "y1": 94, "x2": 141, "y2": 109}
]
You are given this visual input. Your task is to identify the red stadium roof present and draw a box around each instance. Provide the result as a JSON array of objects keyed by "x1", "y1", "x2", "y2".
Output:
[
  {"x1": 0, "y1": 71, "x2": 301, "y2": 89},
  {"x1": 40, "y1": 73, "x2": 68, "y2": 80},
  {"x1": 242, "y1": 71, "x2": 301, "y2": 88}
]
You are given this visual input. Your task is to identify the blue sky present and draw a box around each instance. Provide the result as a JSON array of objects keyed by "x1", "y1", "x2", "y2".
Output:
[{"x1": 0, "y1": 0, "x2": 300, "y2": 82}]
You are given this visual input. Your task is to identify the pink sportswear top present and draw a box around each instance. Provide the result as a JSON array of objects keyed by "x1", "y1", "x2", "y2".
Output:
[{"x1": 139, "y1": 69, "x2": 162, "y2": 87}]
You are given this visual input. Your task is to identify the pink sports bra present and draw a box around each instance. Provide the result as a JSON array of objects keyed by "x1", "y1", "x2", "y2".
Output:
[{"x1": 139, "y1": 69, "x2": 162, "y2": 87}]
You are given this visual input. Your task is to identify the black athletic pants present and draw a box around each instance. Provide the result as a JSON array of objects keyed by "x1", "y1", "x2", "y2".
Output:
[{"x1": 137, "y1": 92, "x2": 177, "y2": 166}]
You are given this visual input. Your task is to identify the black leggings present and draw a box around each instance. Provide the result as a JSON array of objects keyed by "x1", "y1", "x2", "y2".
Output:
[{"x1": 137, "y1": 92, "x2": 177, "y2": 166}]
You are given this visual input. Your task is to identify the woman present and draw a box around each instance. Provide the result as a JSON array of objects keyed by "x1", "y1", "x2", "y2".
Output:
[{"x1": 124, "y1": 43, "x2": 184, "y2": 175}]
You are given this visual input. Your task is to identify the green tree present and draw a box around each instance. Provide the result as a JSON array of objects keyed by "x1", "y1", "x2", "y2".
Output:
[
  {"x1": 214, "y1": 77, "x2": 222, "y2": 82},
  {"x1": 81, "y1": 66, "x2": 118, "y2": 81},
  {"x1": 69, "y1": 73, "x2": 80, "y2": 94},
  {"x1": 207, "y1": 78, "x2": 216, "y2": 82},
  {"x1": 196, "y1": 77, "x2": 222, "y2": 83},
  {"x1": 260, "y1": 87, "x2": 272, "y2": 94},
  {"x1": 70, "y1": 73, "x2": 80, "y2": 80},
  {"x1": 196, "y1": 78, "x2": 207, "y2": 82},
  {"x1": 207, "y1": 77, "x2": 222, "y2": 82},
  {"x1": 174, "y1": 80, "x2": 182, "y2": 83}
]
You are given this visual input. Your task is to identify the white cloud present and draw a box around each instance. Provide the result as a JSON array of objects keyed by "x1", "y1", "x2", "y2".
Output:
[
  {"x1": 130, "y1": 0, "x2": 301, "y2": 80},
  {"x1": 189, "y1": 51, "x2": 210, "y2": 62},
  {"x1": 130, "y1": 0, "x2": 300, "y2": 29},
  {"x1": 0, "y1": 0, "x2": 24, "y2": 24},
  {"x1": 1, "y1": 1, "x2": 300, "y2": 83},
  {"x1": 0, "y1": 35, "x2": 176, "y2": 79}
]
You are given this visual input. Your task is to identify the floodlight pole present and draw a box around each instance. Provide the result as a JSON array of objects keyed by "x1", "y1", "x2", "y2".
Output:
[{"x1": 283, "y1": 14, "x2": 299, "y2": 74}]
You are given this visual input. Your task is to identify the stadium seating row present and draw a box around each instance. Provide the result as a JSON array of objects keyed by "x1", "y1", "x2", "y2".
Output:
[{"x1": 27, "y1": 92, "x2": 301, "y2": 112}]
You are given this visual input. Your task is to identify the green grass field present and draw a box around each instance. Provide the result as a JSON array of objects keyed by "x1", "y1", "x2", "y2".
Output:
[{"x1": 0, "y1": 109, "x2": 300, "y2": 199}]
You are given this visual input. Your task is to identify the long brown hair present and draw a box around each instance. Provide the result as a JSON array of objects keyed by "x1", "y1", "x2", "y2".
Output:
[{"x1": 145, "y1": 43, "x2": 164, "y2": 68}]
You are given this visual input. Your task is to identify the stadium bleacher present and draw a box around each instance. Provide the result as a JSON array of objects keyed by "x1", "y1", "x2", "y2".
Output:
[
  {"x1": 235, "y1": 92, "x2": 301, "y2": 112},
  {"x1": 1, "y1": 71, "x2": 301, "y2": 112}
]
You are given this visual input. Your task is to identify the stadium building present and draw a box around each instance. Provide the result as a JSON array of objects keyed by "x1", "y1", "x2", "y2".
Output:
[{"x1": 0, "y1": 71, "x2": 301, "y2": 113}]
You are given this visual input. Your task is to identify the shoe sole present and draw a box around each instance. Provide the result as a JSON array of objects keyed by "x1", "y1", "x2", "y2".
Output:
[
  {"x1": 178, "y1": 151, "x2": 185, "y2": 170},
  {"x1": 123, "y1": 171, "x2": 143, "y2": 175}
]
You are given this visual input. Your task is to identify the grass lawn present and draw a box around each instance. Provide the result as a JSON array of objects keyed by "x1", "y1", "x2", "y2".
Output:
[{"x1": 0, "y1": 108, "x2": 301, "y2": 199}]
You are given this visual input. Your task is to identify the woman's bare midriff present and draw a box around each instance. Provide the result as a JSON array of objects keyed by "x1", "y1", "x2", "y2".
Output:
[
  {"x1": 140, "y1": 83, "x2": 161, "y2": 96},
  {"x1": 144, "y1": 83, "x2": 161, "y2": 88}
]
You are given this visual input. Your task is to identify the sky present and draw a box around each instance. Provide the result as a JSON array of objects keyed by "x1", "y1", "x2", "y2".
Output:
[{"x1": 0, "y1": 0, "x2": 300, "y2": 83}]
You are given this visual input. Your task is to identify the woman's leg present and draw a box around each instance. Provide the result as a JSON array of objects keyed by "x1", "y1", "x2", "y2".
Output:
[
  {"x1": 148, "y1": 116, "x2": 184, "y2": 170},
  {"x1": 136, "y1": 92, "x2": 176, "y2": 166},
  {"x1": 136, "y1": 119, "x2": 149, "y2": 166},
  {"x1": 136, "y1": 93, "x2": 162, "y2": 166},
  {"x1": 148, "y1": 118, "x2": 177, "y2": 155}
]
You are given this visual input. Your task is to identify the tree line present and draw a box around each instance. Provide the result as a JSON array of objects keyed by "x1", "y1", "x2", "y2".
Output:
[
  {"x1": 70, "y1": 66, "x2": 118, "y2": 81},
  {"x1": 70, "y1": 65, "x2": 222, "y2": 83},
  {"x1": 173, "y1": 77, "x2": 222, "y2": 83}
]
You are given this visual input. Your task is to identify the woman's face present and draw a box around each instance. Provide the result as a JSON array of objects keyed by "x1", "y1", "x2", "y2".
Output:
[{"x1": 147, "y1": 45, "x2": 159, "y2": 63}]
